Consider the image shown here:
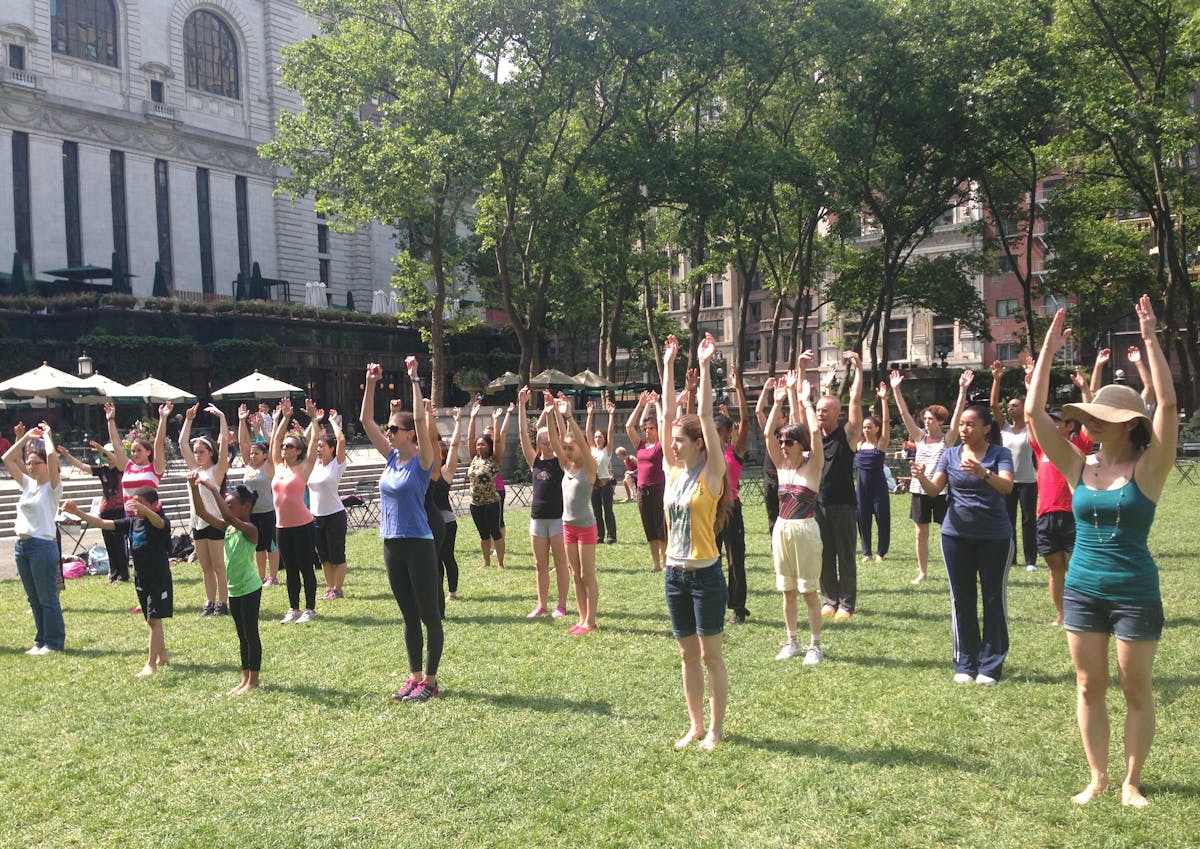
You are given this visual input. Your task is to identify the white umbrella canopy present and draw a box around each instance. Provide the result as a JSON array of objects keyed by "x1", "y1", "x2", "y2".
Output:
[
  {"x1": 528, "y1": 368, "x2": 584, "y2": 389},
  {"x1": 73, "y1": 372, "x2": 139, "y2": 404},
  {"x1": 211, "y1": 370, "x2": 304, "y2": 401},
  {"x1": 0, "y1": 362, "x2": 101, "y2": 399},
  {"x1": 484, "y1": 371, "x2": 522, "y2": 394},
  {"x1": 573, "y1": 369, "x2": 616, "y2": 389},
  {"x1": 122, "y1": 375, "x2": 198, "y2": 404}
]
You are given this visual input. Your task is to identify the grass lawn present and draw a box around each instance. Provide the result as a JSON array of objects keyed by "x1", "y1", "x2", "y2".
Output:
[{"x1": 2, "y1": 480, "x2": 1198, "y2": 848}]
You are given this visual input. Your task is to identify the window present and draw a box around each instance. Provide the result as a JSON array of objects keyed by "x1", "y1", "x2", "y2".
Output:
[
  {"x1": 1040, "y1": 178, "x2": 1063, "y2": 201},
  {"x1": 154, "y1": 159, "x2": 173, "y2": 285},
  {"x1": 842, "y1": 319, "x2": 861, "y2": 351},
  {"x1": 748, "y1": 301, "x2": 761, "y2": 324},
  {"x1": 886, "y1": 317, "x2": 908, "y2": 362},
  {"x1": 149, "y1": 79, "x2": 164, "y2": 103},
  {"x1": 317, "y1": 223, "x2": 329, "y2": 254},
  {"x1": 996, "y1": 342, "x2": 1021, "y2": 361},
  {"x1": 234, "y1": 176, "x2": 251, "y2": 276},
  {"x1": 319, "y1": 258, "x2": 331, "y2": 285},
  {"x1": 196, "y1": 168, "x2": 214, "y2": 295},
  {"x1": 184, "y1": 10, "x2": 240, "y2": 99},
  {"x1": 1043, "y1": 294, "x2": 1068, "y2": 314},
  {"x1": 670, "y1": 290, "x2": 681, "y2": 312},
  {"x1": 995, "y1": 298, "x2": 1020, "y2": 318},
  {"x1": 8, "y1": 44, "x2": 25, "y2": 70},
  {"x1": 51, "y1": 0, "x2": 119, "y2": 67},
  {"x1": 110, "y1": 151, "x2": 128, "y2": 275},
  {"x1": 932, "y1": 316, "x2": 955, "y2": 356},
  {"x1": 996, "y1": 253, "x2": 1016, "y2": 275},
  {"x1": 749, "y1": 271, "x2": 762, "y2": 291},
  {"x1": 62, "y1": 142, "x2": 82, "y2": 267},
  {"x1": 12, "y1": 131, "x2": 33, "y2": 269},
  {"x1": 701, "y1": 277, "x2": 723, "y2": 308}
]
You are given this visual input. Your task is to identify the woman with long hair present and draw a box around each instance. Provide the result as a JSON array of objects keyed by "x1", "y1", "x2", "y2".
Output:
[
  {"x1": 765, "y1": 373, "x2": 825, "y2": 664},
  {"x1": 5, "y1": 422, "x2": 64, "y2": 654},
  {"x1": 585, "y1": 400, "x2": 618, "y2": 544},
  {"x1": 1027, "y1": 299, "x2": 1176, "y2": 808},
  {"x1": 912, "y1": 397, "x2": 1014, "y2": 685},
  {"x1": 180, "y1": 403, "x2": 232, "y2": 617},
  {"x1": 517, "y1": 386, "x2": 571, "y2": 619},
  {"x1": 308, "y1": 407, "x2": 349, "y2": 600},
  {"x1": 269, "y1": 398, "x2": 322, "y2": 624},
  {"x1": 855, "y1": 382, "x2": 892, "y2": 564},
  {"x1": 660, "y1": 333, "x2": 730, "y2": 751},
  {"x1": 548, "y1": 393, "x2": 600, "y2": 633},
  {"x1": 626, "y1": 390, "x2": 667, "y2": 571},
  {"x1": 362, "y1": 358, "x2": 442, "y2": 703},
  {"x1": 238, "y1": 404, "x2": 279, "y2": 585},
  {"x1": 466, "y1": 402, "x2": 507, "y2": 570}
]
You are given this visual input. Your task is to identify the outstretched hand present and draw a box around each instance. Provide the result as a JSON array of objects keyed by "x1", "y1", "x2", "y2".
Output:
[
  {"x1": 1134, "y1": 293, "x2": 1157, "y2": 337},
  {"x1": 959, "y1": 369, "x2": 975, "y2": 390},
  {"x1": 1041, "y1": 308, "x2": 1072, "y2": 355}
]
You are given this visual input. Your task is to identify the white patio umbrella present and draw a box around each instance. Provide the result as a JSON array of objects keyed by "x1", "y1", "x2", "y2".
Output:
[
  {"x1": 73, "y1": 372, "x2": 140, "y2": 404},
  {"x1": 371, "y1": 290, "x2": 388, "y2": 315},
  {"x1": 122, "y1": 375, "x2": 198, "y2": 404},
  {"x1": 0, "y1": 362, "x2": 101, "y2": 400},
  {"x1": 211, "y1": 370, "x2": 304, "y2": 401}
]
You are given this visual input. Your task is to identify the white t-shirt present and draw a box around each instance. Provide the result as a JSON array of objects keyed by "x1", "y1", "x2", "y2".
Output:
[
  {"x1": 308, "y1": 458, "x2": 346, "y2": 516},
  {"x1": 1002, "y1": 425, "x2": 1037, "y2": 484},
  {"x1": 592, "y1": 447, "x2": 612, "y2": 481},
  {"x1": 17, "y1": 477, "x2": 62, "y2": 540},
  {"x1": 190, "y1": 465, "x2": 222, "y2": 530},
  {"x1": 909, "y1": 432, "x2": 948, "y2": 495}
]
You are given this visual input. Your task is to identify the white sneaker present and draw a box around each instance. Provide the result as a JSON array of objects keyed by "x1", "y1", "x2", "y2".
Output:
[
  {"x1": 802, "y1": 645, "x2": 824, "y2": 666},
  {"x1": 775, "y1": 640, "x2": 803, "y2": 661},
  {"x1": 1025, "y1": 563, "x2": 1037, "y2": 572},
  {"x1": 280, "y1": 608, "x2": 301, "y2": 624},
  {"x1": 25, "y1": 645, "x2": 42, "y2": 655},
  {"x1": 975, "y1": 674, "x2": 998, "y2": 686},
  {"x1": 953, "y1": 672, "x2": 974, "y2": 684},
  {"x1": 296, "y1": 609, "x2": 318, "y2": 623}
]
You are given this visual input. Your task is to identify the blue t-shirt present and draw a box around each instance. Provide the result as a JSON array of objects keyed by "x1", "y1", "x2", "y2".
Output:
[
  {"x1": 379, "y1": 449, "x2": 433, "y2": 540},
  {"x1": 935, "y1": 443, "x2": 1014, "y2": 540}
]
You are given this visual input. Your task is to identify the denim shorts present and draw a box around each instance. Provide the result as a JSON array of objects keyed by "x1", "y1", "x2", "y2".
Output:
[
  {"x1": 665, "y1": 560, "x2": 728, "y2": 638},
  {"x1": 1063, "y1": 587, "x2": 1163, "y2": 641}
]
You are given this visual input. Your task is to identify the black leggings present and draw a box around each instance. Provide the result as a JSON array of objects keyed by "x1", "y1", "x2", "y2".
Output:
[
  {"x1": 277, "y1": 523, "x2": 318, "y2": 611},
  {"x1": 100, "y1": 507, "x2": 131, "y2": 582},
  {"x1": 591, "y1": 479, "x2": 617, "y2": 542},
  {"x1": 1005, "y1": 481, "x2": 1038, "y2": 567},
  {"x1": 384, "y1": 537, "x2": 443, "y2": 676},
  {"x1": 229, "y1": 588, "x2": 262, "y2": 672},
  {"x1": 438, "y1": 520, "x2": 460, "y2": 616},
  {"x1": 717, "y1": 499, "x2": 747, "y2": 616}
]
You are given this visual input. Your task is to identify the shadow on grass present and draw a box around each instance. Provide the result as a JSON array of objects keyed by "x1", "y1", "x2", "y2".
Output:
[
  {"x1": 833, "y1": 653, "x2": 947, "y2": 672},
  {"x1": 727, "y1": 733, "x2": 981, "y2": 771},
  {"x1": 267, "y1": 681, "x2": 362, "y2": 708},
  {"x1": 450, "y1": 689, "x2": 614, "y2": 716},
  {"x1": 61, "y1": 646, "x2": 146, "y2": 659}
]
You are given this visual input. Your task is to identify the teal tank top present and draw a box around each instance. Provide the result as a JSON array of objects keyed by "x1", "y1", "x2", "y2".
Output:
[
  {"x1": 225, "y1": 525, "x2": 263, "y2": 598},
  {"x1": 1067, "y1": 477, "x2": 1158, "y2": 602}
]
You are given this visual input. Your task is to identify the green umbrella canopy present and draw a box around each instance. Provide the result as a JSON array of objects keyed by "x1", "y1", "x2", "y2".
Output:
[
  {"x1": 346, "y1": 290, "x2": 356, "y2": 311},
  {"x1": 8, "y1": 252, "x2": 27, "y2": 295},
  {"x1": 151, "y1": 261, "x2": 170, "y2": 297},
  {"x1": 41, "y1": 265, "x2": 114, "y2": 281},
  {"x1": 235, "y1": 272, "x2": 249, "y2": 301},
  {"x1": 249, "y1": 261, "x2": 266, "y2": 300},
  {"x1": 110, "y1": 252, "x2": 132, "y2": 294}
]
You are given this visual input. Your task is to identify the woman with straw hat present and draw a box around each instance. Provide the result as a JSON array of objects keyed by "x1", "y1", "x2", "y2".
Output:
[{"x1": 1026, "y1": 296, "x2": 1177, "y2": 809}]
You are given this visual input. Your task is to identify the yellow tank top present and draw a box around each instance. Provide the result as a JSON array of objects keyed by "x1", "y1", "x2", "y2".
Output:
[{"x1": 664, "y1": 462, "x2": 721, "y2": 566}]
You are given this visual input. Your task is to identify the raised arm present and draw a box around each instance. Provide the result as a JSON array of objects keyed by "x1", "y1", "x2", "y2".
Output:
[
  {"x1": 844, "y1": 351, "x2": 865, "y2": 439},
  {"x1": 56, "y1": 445, "x2": 92, "y2": 473},
  {"x1": 584, "y1": 401, "x2": 595, "y2": 446},
  {"x1": 516, "y1": 387, "x2": 538, "y2": 467},
  {"x1": 695, "y1": 334, "x2": 727, "y2": 494},
  {"x1": 187, "y1": 473, "x2": 225, "y2": 531},
  {"x1": 946, "y1": 369, "x2": 974, "y2": 448},
  {"x1": 494, "y1": 403, "x2": 512, "y2": 467},
  {"x1": 604, "y1": 400, "x2": 617, "y2": 455},
  {"x1": 875, "y1": 382, "x2": 890, "y2": 450},
  {"x1": 441, "y1": 407, "x2": 463, "y2": 481},
  {"x1": 799, "y1": 379, "x2": 823, "y2": 477},
  {"x1": 1068, "y1": 365, "x2": 1094, "y2": 404},
  {"x1": 466, "y1": 399, "x2": 481, "y2": 459},
  {"x1": 559, "y1": 396, "x2": 597, "y2": 482},
  {"x1": 1133, "y1": 295, "x2": 1177, "y2": 498},
  {"x1": 295, "y1": 404, "x2": 323, "y2": 480},
  {"x1": 359, "y1": 363, "x2": 391, "y2": 459},
  {"x1": 889, "y1": 370, "x2": 922, "y2": 441},
  {"x1": 3, "y1": 428, "x2": 32, "y2": 482},
  {"x1": 545, "y1": 394, "x2": 568, "y2": 460},
  {"x1": 755, "y1": 377, "x2": 775, "y2": 430},
  {"x1": 39, "y1": 422, "x2": 61, "y2": 489},
  {"x1": 152, "y1": 403, "x2": 170, "y2": 475},
  {"x1": 61, "y1": 499, "x2": 119, "y2": 531},
  {"x1": 730, "y1": 372, "x2": 750, "y2": 456},
  {"x1": 785, "y1": 369, "x2": 800, "y2": 424},
  {"x1": 660, "y1": 336, "x2": 679, "y2": 443},
  {"x1": 206, "y1": 404, "x2": 231, "y2": 482},
  {"x1": 1127, "y1": 345, "x2": 1156, "y2": 408},
  {"x1": 237, "y1": 404, "x2": 254, "y2": 463},
  {"x1": 330, "y1": 408, "x2": 347, "y2": 464},
  {"x1": 988, "y1": 360, "x2": 1006, "y2": 426},
  {"x1": 406, "y1": 357, "x2": 437, "y2": 471},
  {"x1": 1090, "y1": 348, "x2": 1110, "y2": 395},
  {"x1": 178, "y1": 403, "x2": 199, "y2": 468},
  {"x1": 1026, "y1": 309, "x2": 1083, "y2": 483},
  {"x1": 625, "y1": 391, "x2": 648, "y2": 447},
  {"x1": 104, "y1": 404, "x2": 128, "y2": 467},
  {"x1": 763, "y1": 386, "x2": 789, "y2": 469},
  {"x1": 270, "y1": 397, "x2": 293, "y2": 466}
]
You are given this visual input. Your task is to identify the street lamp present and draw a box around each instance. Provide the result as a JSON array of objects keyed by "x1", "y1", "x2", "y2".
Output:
[{"x1": 77, "y1": 350, "x2": 94, "y2": 378}]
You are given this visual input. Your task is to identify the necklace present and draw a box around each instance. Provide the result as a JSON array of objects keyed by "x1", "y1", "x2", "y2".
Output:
[{"x1": 1088, "y1": 458, "x2": 1133, "y2": 544}]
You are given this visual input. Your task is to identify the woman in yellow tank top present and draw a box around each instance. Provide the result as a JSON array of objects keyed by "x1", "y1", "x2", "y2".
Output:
[{"x1": 660, "y1": 332, "x2": 731, "y2": 751}]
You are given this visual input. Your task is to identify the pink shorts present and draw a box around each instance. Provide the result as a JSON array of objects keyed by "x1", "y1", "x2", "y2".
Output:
[{"x1": 563, "y1": 523, "x2": 598, "y2": 545}]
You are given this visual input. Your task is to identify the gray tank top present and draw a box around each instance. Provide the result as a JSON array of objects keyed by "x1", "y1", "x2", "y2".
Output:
[
  {"x1": 242, "y1": 464, "x2": 275, "y2": 514},
  {"x1": 562, "y1": 467, "x2": 596, "y2": 526}
]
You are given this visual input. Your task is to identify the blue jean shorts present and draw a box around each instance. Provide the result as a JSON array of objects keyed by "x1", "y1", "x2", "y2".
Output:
[
  {"x1": 665, "y1": 560, "x2": 728, "y2": 638},
  {"x1": 1062, "y1": 587, "x2": 1163, "y2": 642}
]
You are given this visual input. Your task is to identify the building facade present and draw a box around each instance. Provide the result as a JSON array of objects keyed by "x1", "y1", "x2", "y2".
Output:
[{"x1": 1, "y1": 0, "x2": 399, "y2": 305}]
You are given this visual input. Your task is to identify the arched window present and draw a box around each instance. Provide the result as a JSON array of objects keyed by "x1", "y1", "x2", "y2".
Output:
[
  {"x1": 51, "y1": 0, "x2": 119, "y2": 67},
  {"x1": 184, "y1": 10, "x2": 240, "y2": 99}
]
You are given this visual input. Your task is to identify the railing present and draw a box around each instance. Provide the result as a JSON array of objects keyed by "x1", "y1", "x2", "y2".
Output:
[
  {"x1": 143, "y1": 101, "x2": 179, "y2": 121},
  {"x1": 0, "y1": 67, "x2": 39, "y2": 88}
]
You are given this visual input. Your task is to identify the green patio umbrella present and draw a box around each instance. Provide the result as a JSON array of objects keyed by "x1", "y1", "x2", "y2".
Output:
[
  {"x1": 249, "y1": 262, "x2": 266, "y2": 300},
  {"x1": 110, "y1": 251, "x2": 131, "y2": 294},
  {"x1": 8, "y1": 252, "x2": 27, "y2": 296},
  {"x1": 346, "y1": 290, "x2": 356, "y2": 311},
  {"x1": 235, "y1": 272, "x2": 249, "y2": 301},
  {"x1": 151, "y1": 261, "x2": 170, "y2": 297}
]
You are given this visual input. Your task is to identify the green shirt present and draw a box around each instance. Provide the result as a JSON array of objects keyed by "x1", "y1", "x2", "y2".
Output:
[{"x1": 225, "y1": 524, "x2": 263, "y2": 598}]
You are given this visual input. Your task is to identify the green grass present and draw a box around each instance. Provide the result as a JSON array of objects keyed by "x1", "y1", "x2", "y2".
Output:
[{"x1": 2, "y1": 481, "x2": 1199, "y2": 848}]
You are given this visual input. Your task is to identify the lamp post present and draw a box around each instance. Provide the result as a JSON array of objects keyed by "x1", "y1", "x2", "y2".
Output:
[{"x1": 77, "y1": 350, "x2": 94, "y2": 378}]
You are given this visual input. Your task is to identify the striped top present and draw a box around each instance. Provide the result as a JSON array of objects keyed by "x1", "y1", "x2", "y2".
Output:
[
  {"x1": 778, "y1": 482, "x2": 818, "y2": 521},
  {"x1": 122, "y1": 460, "x2": 163, "y2": 514},
  {"x1": 664, "y1": 462, "x2": 721, "y2": 569}
]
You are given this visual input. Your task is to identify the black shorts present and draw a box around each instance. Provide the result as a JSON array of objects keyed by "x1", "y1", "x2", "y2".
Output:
[
  {"x1": 137, "y1": 578, "x2": 174, "y2": 621},
  {"x1": 909, "y1": 493, "x2": 948, "y2": 525},
  {"x1": 314, "y1": 510, "x2": 348, "y2": 564},
  {"x1": 1036, "y1": 511, "x2": 1076, "y2": 556},
  {"x1": 193, "y1": 525, "x2": 224, "y2": 542},
  {"x1": 470, "y1": 501, "x2": 503, "y2": 541},
  {"x1": 251, "y1": 510, "x2": 277, "y2": 553},
  {"x1": 497, "y1": 489, "x2": 507, "y2": 527}
]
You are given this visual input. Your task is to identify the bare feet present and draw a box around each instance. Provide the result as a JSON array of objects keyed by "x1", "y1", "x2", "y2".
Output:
[
  {"x1": 675, "y1": 727, "x2": 704, "y2": 749},
  {"x1": 874, "y1": 555, "x2": 885, "y2": 563},
  {"x1": 227, "y1": 683, "x2": 244, "y2": 696},
  {"x1": 1071, "y1": 776, "x2": 1109, "y2": 805},
  {"x1": 1122, "y1": 783, "x2": 1149, "y2": 808},
  {"x1": 135, "y1": 664, "x2": 157, "y2": 678},
  {"x1": 698, "y1": 731, "x2": 722, "y2": 752}
]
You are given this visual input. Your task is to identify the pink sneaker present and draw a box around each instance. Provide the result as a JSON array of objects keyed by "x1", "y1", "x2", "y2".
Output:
[
  {"x1": 552, "y1": 605, "x2": 568, "y2": 618},
  {"x1": 526, "y1": 605, "x2": 549, "y2": 618}
]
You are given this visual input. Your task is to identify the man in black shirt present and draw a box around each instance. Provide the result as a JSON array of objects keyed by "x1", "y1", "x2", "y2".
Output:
[{"x1": 816, "y1": 352, "x2": 864, "y2": 620}]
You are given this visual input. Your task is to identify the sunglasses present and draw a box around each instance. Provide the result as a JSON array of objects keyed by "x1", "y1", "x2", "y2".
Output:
[
  {"x1": 386, "y1": 425, "x2": 414, "y2": 435},
  {"x1": 283, "y1": 443, "x2": 301, "y2": 450},
  {"x1": 778, "y1": 438, "x2": 797, "y2": 447}
]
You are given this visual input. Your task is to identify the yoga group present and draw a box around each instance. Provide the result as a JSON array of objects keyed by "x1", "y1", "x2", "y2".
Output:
[{"x1": 5, "y1": 295, "x2": 1177, "y2": 805}]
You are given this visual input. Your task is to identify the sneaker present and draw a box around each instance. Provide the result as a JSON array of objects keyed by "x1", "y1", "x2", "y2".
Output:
[
  {"x1": 296, "y1": 609, "x2": 318, "y2": 623},
  {"x1": 280, "y1": 608, "x2": 301, "y2": 624},
  {"x1": 200, "y1": 601, "x2": 215, "y2": 617},
  {"x1": 1025, "y1": 563, "x2": 1038, "y2": 572},
  {"x1": 390, "y1": 678, "x2": 423, "y2": 702},
  {"x1": 953, "y1": 672, "x2": 974, "y2": 684},
  {"x1": 212, "y1": 602, "x2": 228, "y2": 617},
  {"x1": 727, "y1": 612, "x2": 746, "y2": 626},
  {"x1": 404, "y1": 680, "x2": 440, "y2": 702},
  {"x1": 802, "y1": 645, "x2": 824, "y2": 666},
  {"x1": 128, "y1": 606, "x2": 143, "y2": 615},
  {"x1": 775, "y1": 640, "x2": 803, "y2": 661},
  {"x1": 526, "y1": 605, "x2": 549, "y2": 619},
  {"x1": 333, "y1": 589, "x2": 344, "y2": 600},
  {"x1": 833, "y1": 610, "x2": 852, "y2": 622},
  {"x1": 263, "y1": 577, "x2": 278, "y2": 586},
  {"x1": 25, "y1": 645, "x2": 43, "y2": 655},
  {"x1": 820, "y1": 604, "x2": 836, "y2": 619},
  {"x1": 975, "y1": 674, "x2": 998, "y2": 686},
  {"x1": 321, "y1": 590, "x2": 334, "y2": 601},
  {"x1": 606, "y1": 538, "x2": 616, "y2": 545},
  {"x1": 552, "y1": 605, "x2": 568, "y2": 618}
]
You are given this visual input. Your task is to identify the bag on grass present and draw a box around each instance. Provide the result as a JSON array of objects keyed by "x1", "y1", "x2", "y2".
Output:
[
  {"x1": 62, "y1": 557, "x2": 88, "y2": 579},
  {"x1": 86, "y1": 545, "x2": 110, "y2": 576},
  {"x1": 169, "y1": 533, "x2": 194, "y2": 560}
]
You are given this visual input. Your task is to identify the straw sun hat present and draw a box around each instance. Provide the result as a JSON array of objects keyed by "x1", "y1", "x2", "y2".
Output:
[{"x1": 1061, "y1": 384, "x2": 1150, "y2": 427}]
